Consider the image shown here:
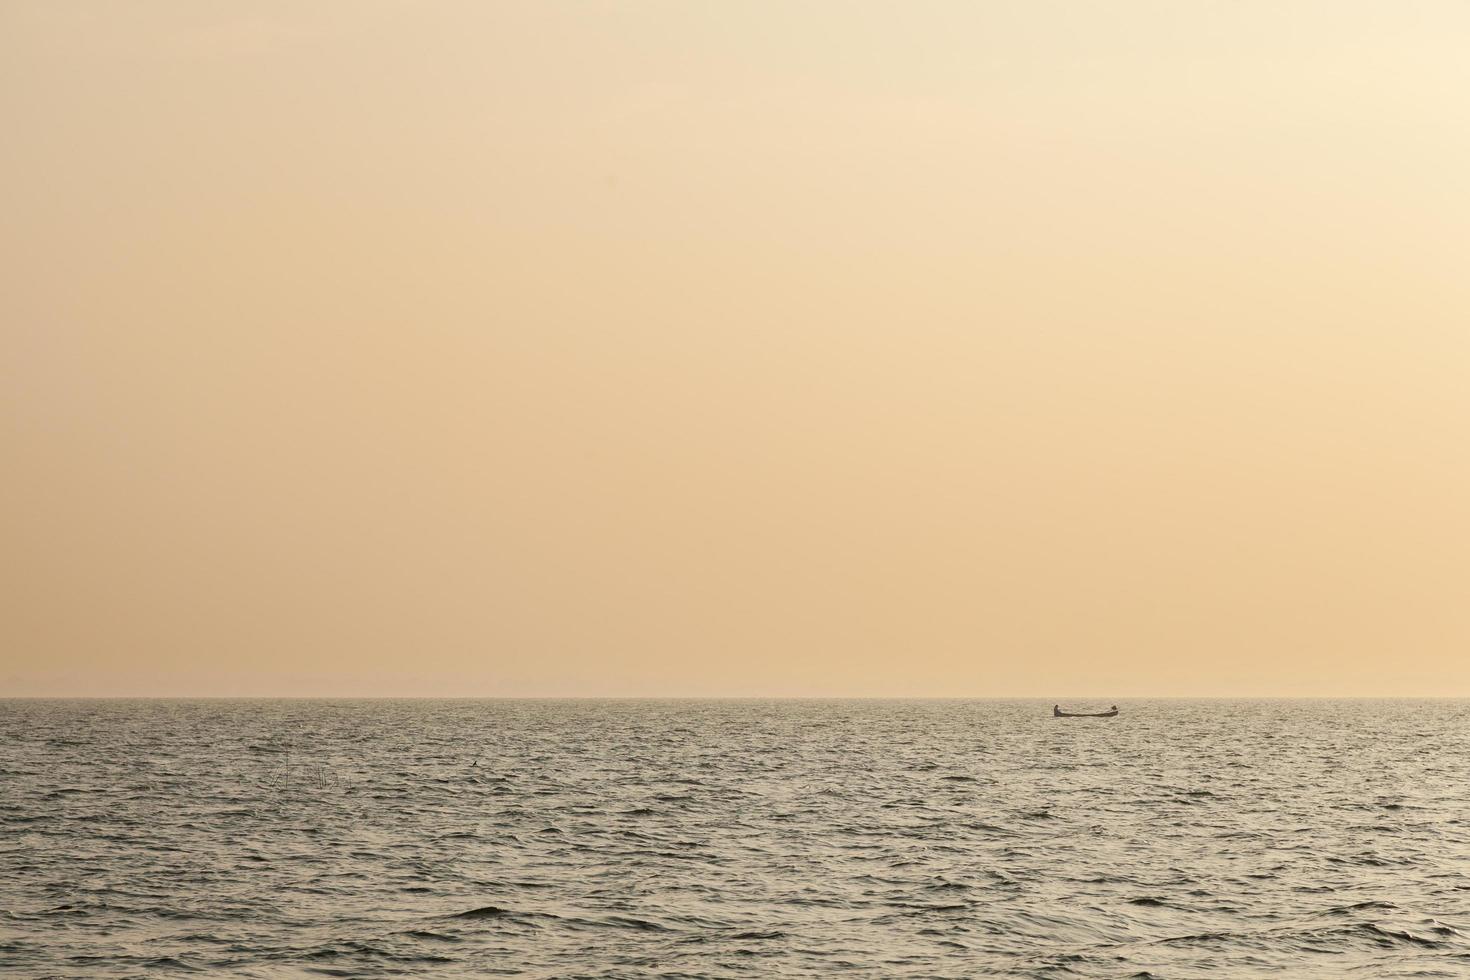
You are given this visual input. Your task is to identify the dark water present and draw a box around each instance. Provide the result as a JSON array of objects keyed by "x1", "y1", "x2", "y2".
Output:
[{"x1": 2, "y1": 699, "x2": 1468, "y2": 978}]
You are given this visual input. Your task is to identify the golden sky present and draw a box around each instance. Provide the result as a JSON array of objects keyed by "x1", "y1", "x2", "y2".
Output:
[{"x1": 4, "y1": 2, "x2": 1469, "y2": 696}]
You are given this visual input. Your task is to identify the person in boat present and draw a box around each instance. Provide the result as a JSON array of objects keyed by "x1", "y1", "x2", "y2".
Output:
[
  {"x1": 1053, "y1": 704, "x2": 1061, "y2": 717},
  {"x1": 1110, "y1": 705, "x2": 1118, "y2": 712}
]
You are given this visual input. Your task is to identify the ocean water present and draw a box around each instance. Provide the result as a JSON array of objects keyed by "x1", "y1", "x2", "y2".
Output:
[{"x1": 2, "y1": 699, "x2": 1468, "y2": 979}]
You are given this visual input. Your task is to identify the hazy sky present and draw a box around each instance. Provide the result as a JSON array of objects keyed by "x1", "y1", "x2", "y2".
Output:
[{"x1": 5, "y1": 2, "x2": 1469, "y2": 697}]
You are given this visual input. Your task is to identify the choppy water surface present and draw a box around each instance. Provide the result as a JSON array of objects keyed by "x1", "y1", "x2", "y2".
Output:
[{"x1": 2, "y1": 699, "x2": 1468, "y2": 978}]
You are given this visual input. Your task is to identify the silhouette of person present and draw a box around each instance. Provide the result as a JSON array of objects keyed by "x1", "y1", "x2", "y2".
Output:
[{"x1": 1053, "y1": 704, "x2": 1061, "y2": 717}]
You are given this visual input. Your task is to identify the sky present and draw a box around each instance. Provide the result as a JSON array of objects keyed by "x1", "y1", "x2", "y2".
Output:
[{"x1": 4, "y1": 2, "x2": 1469, "y2": 697}]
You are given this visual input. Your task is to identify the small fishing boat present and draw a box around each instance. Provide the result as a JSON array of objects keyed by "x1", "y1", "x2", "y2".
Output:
[{"x1": 1052, "y1": 705, "x2": 1118, "y2": 718}]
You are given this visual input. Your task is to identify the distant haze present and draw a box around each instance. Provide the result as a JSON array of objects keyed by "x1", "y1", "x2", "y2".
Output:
[{"x1": 5, "y1": 2, "x2": 1469, "y2": 697}]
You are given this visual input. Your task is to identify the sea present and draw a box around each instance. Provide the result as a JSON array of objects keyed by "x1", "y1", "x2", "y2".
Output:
[{"x1": 2, "y1": 698, "x2": 1468, "y2": 978}]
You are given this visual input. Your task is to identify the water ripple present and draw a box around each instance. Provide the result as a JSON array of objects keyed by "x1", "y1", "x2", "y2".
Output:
[{"x1": 1, "y1": 698, "x2": 1468, "y2": 978}]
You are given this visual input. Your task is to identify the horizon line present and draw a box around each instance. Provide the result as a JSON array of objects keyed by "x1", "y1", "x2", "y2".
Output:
[{"x1": 3, "y1": 694, "x2": 1467, "y2": 701}]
